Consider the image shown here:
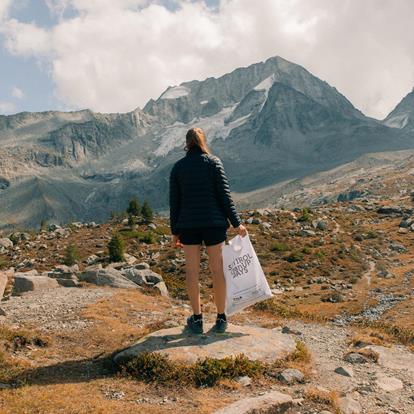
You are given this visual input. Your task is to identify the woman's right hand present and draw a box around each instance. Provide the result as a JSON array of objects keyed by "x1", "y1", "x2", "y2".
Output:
[
  {"x1": 236, "y1": 224, "x2": 248, "y2": 237},
  {"x1": 172, "y1": 234, "x2": 183, "y2": 248}
]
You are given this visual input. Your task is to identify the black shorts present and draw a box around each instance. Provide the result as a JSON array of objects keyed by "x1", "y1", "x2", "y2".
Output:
[{"x1": 178, "y1": 227, "x2": 227, "y2": 246}]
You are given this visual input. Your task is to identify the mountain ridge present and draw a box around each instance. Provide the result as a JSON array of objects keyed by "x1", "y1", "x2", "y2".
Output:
[{"x1": 0, "y1": 55, "x2": 413, "y2": 229}]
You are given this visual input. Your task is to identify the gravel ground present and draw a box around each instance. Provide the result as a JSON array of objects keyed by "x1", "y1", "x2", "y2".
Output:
[{"x1": 0, "y1": 287, "x2": 114, "y2": 331}]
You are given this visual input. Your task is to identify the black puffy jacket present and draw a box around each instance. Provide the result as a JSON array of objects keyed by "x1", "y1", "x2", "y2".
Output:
[{"x1": 169, "y1": 146, "x2": 241, "y2": 235}]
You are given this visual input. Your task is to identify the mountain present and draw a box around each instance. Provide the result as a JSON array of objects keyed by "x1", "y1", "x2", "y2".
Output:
[
  {"x1": 384, "y1": 88, "x2": 414, "y2": 130},
  {"x1": 0, "y1": 55, "x2": 413, "y2": 230}
]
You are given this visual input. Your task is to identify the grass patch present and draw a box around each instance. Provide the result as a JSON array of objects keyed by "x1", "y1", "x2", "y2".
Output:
[
  {"x1": 352, "y1": 319, "x2": 414, "y2": 346},
  {"x1": 254, "y1": 298, "x2": 327, "y2": 322},
  {"x1": 119, "y1": 352, "x2": 264, "y2": 387},
  {"x1": 304, "y1": 386, "x2": 340, "y2": 413},
  {"x1": 118, "y1": 229, "x2": 159, "y2": 244},
  {"x1": 270, "y1": 242, "x2": 289, "y2": 252},
  {"x1": 284, "y1": 251, "x2": 304, "y2": 263},
  {"x1": 0, "y1": 256, "x2": 9, "y2": 269}
]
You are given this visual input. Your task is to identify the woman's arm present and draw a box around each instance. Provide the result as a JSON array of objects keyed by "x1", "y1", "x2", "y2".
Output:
[
  {"x1": 213, "y1": 157, "x2": 242, "y2": 228},
  {"x1": 169, "y1": 164, "x2": 180, "y2": 235}
]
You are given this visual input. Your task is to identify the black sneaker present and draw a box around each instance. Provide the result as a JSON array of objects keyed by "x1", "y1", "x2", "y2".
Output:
[
  {"x1": 214, "y1": 316, "x2": 228, "y2": 334},
  {"x1": 186, "y1": 314, "x2": 203, "y2": 334}
]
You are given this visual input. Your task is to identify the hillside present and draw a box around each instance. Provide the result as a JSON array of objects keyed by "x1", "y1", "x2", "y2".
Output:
[{"x1": 0, "y1": 177, "x2": 413, "y2": 413}]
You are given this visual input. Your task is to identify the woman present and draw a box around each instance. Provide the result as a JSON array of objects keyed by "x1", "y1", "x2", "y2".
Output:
[{"x1": 169, "y1": 127, "x2": 247, "y2": 334}]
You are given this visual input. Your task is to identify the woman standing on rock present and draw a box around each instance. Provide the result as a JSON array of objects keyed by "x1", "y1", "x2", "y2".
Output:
[{"x1": 169, "y1": 127, "x2": 247, "y2": 334}]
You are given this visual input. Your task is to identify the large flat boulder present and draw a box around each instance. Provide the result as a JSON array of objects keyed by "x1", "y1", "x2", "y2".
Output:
[
  {"x1": 79, "y1": 266, "x2": 138, "y2": 289},
  {"x1": 362, "y1": 345, "x2": 414, "y2": 379},
  {"x1": 12, "y1": 275, "x2": 59, "y2": 296},
  {"x1": 213, "y1": 390, "x2": 293, "y2": 414},
  {"x1": 113, "y1": 324, "x2": 296, "y2": 366}
]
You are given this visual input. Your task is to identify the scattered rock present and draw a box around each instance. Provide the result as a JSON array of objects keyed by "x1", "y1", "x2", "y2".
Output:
[
  {"x1": 278, "y1": 368, "x2": 305, "y2": 384},
  {"x1": 344, "y1": 353, "x2": 370, "y2": 364},
  {"x1": 154, "y1": 281, "x2": 169, "y2": 297},
  {"x1": 375, "y1": 374, "x2": 403, "y2": 392},
  {"x1": 338, "y1": 395, "x2": 362, "y2": 414},
  {"x1": 213, "y1": 391, "x2": 293, "y2": 414},
  {"x1": 12, "y1": 275, "x2": 59, "y2": 296},
  {"x1": 236, "y1": 376, "x2": 252, "y2": 387},
  {"x1": 0, "y1": 238, "x2": 13, "y2": 249},
  {"x1": 334, "y1": 366, "x2": 354, "y2": 377}
]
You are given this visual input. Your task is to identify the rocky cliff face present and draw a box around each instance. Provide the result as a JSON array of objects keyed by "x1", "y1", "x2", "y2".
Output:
[{"x1": 0, "y1": 55, "x2": 413, "y2": 229}]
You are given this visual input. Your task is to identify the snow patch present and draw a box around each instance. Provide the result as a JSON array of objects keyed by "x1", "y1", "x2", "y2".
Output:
[
  {"x1": 200, "y1": 100, "x2": 209, "y2": 105},
  {"x1": 254, "y1": 74, "x2": 276, "y2": 92},
  {"x1": 160, "y1": 86, "x2": 190, "y2": 100},
  {"x1": 384, "y1": 114, "x2": 409, "y2": 129},
  {"x1": 154, "y1": 104, "x2": 248, "y2": 157}
]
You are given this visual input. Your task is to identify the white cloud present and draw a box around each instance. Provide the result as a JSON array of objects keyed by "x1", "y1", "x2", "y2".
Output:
[
  {"x1": 11, "y1": 86, "x2": 25, "y2": 99},
  {"x1": 0, "y1": 100, "x2": 16, "y2": 114},
  {"x1": 0, "y1": 0, "x2": 413, "y2": 118}
]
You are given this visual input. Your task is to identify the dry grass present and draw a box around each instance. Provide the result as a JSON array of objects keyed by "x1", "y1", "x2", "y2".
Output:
[{"x1": 304, "y1": 386, "x2": 341, "y2": 414}]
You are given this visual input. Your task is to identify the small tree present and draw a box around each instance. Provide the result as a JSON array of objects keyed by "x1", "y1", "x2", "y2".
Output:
[
  {"x1": 128, "y1": 214, "x2": 137, "y2": 226},
  {"x1": 141, "y1": 200, "x2": 153, "y2": 223},
  {"x1": 64, "y1": 243, "x2": 79, "y2": 266},
  {"x1": 40, "y1": 219, "x2": 48, "y2": 231},
  {"x1": 108, "y1": 234, "x2": 125, "y2": 262},
  {"x1": 127, "y1": 198, "x2": 141, "y2": 216}
]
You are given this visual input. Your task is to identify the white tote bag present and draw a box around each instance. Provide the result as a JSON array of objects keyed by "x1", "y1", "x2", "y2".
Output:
[{"x1": 222, "y1": 234, "x2": 272, "y2": 316}]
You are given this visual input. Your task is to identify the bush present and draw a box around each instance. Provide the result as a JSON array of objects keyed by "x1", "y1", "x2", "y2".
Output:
[
  {"x1": 0, "y1": 257, "x2": 8, "y2": 270},
  {"x1": 270, "y1": 242, "x2": 289, "y2": 252},
  {"x1": 297, "y1": 208, "x2": 312, "y2": 222},
  {"x1": 141, "y1": 200, "x2": 153, "y2": 222},
  {"x1": 120, "y1": 352, "x2": 264, "y2": 387},
  {"x1": 108, "y1": 234, "x2": 125, "y2": 262},
  {"x1": 128, "y1": 214, "x2": 138, "y2": 226},
  {"x1": 127, "y1": 198, "x2": 141, "y2": 216},
  {"x1": 40, "y1": 219, "x2": 48, "y2": 231},
  {"x1": 285, "y1": 251, "x2": 304, "y2": 262},
  {"x1": 63, "y1": 243, "x2": 79, "y2": 266}
]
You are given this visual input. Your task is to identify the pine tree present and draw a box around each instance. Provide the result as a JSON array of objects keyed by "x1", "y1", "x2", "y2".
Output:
[
  {"x1": 141, "y1": 200, "x2": 153, "y2": 222},
  {"x1": 64, "y1": 243, "x2": 79, "y2": 266},
  {"x1": 126, "y1": 198, "x2": 141, "y2": 216},
  {"x1": 108, "y1": 234, "x2": 125, "y2": 262}
]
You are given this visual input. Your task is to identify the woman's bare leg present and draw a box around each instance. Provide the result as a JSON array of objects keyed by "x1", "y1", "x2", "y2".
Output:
[
  {"x1": 206, "y1": 242, "x2": 226, "y2": 314},
  {"x1": 183, "y1": 244, "x2": 201, "y2": 314}
]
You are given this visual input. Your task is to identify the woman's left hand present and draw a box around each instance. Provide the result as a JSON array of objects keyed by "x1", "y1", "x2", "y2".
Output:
[{"x1": 172, "y1": 235, "x2": 183, "y2": 248}]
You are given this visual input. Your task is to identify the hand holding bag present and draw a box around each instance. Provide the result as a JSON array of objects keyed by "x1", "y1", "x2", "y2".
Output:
[{"x1": 222, "y1": 234, "x2": 272, "y2": 315}]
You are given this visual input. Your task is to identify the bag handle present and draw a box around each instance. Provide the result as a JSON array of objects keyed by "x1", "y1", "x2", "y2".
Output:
[{"x1": 228, "y1": 235, "x2": 243, "y2": 252}]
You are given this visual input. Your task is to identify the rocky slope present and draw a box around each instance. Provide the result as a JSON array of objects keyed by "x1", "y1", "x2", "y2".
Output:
[{"x1": 0, "y1": 55, "x2": 413, "y2": 229}]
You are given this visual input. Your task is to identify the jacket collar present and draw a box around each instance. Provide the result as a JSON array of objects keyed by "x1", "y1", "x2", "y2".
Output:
[{"x1": 186, "y1": 146, "x2": 203, "y2": 156}]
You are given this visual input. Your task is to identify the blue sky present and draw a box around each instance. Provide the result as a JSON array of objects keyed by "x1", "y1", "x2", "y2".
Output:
[{"x1": 0, "y1": 0, "x2": 413, "y2": 119}]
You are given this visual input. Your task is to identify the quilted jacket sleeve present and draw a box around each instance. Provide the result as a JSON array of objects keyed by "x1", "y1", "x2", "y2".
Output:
[
  {"x1": 212, "y1": 157, "x2": 242, "y2": 228},
  {"x1": 169, "y1": 164, "x2": 180, "y2": 235}
]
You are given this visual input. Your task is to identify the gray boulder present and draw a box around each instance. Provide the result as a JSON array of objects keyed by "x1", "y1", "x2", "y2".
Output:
[
  {"x1": 213, "y1": 390, "x2": 292, "y2": 414},
  {"x1": 278, "y1": 368, "x2": 305, "y2": 384},
  {"x1": 12, "y1": 275, "x2": 59, "y2": 295},
  {"x1": 0, "y1": 238, "x2": 13, "y2": 249},
  {"x1": 79, "y1": 266, "x2": 138, "y2": 288},
  {"x1": 122, "y1": 268, "x2": 164, "y2": 286},
  {"x1": 154, "y1": 281, "x2": 169, "y2": 297}
]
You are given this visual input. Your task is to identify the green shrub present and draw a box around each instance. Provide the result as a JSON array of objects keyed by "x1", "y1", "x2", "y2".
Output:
[
  {"x1": 270, "y1": 242, "x2": 289, "y2": 252},
  {"x1": 0, "y1": 257, "x2": 7, "y2": 270},
  {"x1": 120, "y1": 352, "x2": 264, "y2": 387},
  {"x1": 108, "y1": 234, "x2": 125, "y2": 262},
  {"x1": 63, "y1": 243, "x2": 79, "y2": 266},
  {"x1": 297, "y1": 208, "x2": 312, "y2": 222},
  {"x1": 127, "y1": 198, "x2": 141, "y2": 216},
  {"x1": 141, "y1": 200, "x2": 153, "y2": 222},
  {"x1": 285, "y1": 251, "x2": 304, "y2": 262}
]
